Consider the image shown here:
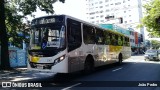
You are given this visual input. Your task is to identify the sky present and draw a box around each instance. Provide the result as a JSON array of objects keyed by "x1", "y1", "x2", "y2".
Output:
[
  {"x1": 31, "y1": 0, "x2": 151, "y2": 39},
  {"x1": 32, "y1": 0, "x2": 87, "y2": 21}
]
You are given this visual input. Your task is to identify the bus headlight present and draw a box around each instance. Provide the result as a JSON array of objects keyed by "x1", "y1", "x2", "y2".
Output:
[
  {"x1": 54, "y1": 55, "x2": 65, "y2": 65},
  {"x1": 30, "y1": 56, "x2": 40, "y2": 63},
  {"x1": 60, "y1": 55, "x2": 65, "y2": 61}
]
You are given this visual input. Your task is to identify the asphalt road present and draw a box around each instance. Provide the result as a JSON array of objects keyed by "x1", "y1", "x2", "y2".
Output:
[{"x1": 1, "y1": 55, "x2": 160, "y2": 90}]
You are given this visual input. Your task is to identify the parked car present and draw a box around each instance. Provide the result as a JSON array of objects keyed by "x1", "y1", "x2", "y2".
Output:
[
  {"x1": 158, "y1": 49, "x2": 160, "y2": 54},
  {"x1": 158, "y1": 49, "x2": 160, "y2": 59},
  {"x1": 144, "y1": 49, "x2": 160, "y2": 61}
]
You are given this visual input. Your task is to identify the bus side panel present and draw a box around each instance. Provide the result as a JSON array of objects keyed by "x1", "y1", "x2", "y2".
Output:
[
  {"x1": 95, "y1": 45, "x2": 110, "y2": 66},
  {"x1": 108, "y1": 45, "x2": 120, "y2": 62},
  {"x1": 121, "y1": 46, "x2": 131, "y2": 60},
  {"x1": 51, "y1": 57, "x2": 69, "y2": 73},
  {"x1": 125, "y1": 46, "x2": 131, "y2": 59},
  {"x1": 68, "y1": 46, "x2": 86, "y2": 73},
  {"x1": 82, "y1": 43, "x2": 100, "y2": 67}
]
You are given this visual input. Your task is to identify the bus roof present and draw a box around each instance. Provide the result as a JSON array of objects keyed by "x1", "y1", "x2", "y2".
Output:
[{"x1": 32, "y1": 14, "x2": 129, "y2": 38}]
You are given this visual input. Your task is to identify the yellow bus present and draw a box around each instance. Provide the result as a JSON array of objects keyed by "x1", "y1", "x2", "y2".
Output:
[{"x1": 28, "y1": 15, "x2": 131, "y2": 73}]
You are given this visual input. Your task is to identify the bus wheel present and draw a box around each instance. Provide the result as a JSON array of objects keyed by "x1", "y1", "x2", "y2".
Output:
[
  {"x1": 118, "y1": 54, "x2": 123, "y2": 65},
  {"x1": 84, "y1": 58, "x2": 94, "y2": 74}
]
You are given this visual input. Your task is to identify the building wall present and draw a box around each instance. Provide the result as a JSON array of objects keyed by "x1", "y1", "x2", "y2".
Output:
[
  {"x1": 86, "y1": 0, "x2": 145, "y2": 43},
  {"x1": 86, "y1": 0, "x2": 142, "y2": 26}
]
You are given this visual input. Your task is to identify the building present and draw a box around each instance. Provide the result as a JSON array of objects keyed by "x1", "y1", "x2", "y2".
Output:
[{"x1": 86, "y1": 0, "x2": 145, "y2": 45}]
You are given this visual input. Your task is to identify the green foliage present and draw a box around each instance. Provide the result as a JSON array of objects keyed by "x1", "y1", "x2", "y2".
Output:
[
  {"x1": 141, "y1": 0, "x2": 160, "y2": 37},
  {"x1": 5, "y1": 0, "x2": 65, "y2": 48},
  {"x1": 151, "y1": 40, "x2": 160, "y2": 49}
]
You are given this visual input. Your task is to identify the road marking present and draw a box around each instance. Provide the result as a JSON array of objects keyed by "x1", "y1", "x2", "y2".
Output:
[
  {"x1": 112, "y1": 67, "x2": 123, "y2": 72},
  {"x1": 61, "y1": 83, "x2": 81, "y2": 90}
]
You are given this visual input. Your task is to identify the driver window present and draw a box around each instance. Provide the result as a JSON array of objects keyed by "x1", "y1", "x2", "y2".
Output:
[{"x1": 48, "y1": 29, "x2": 59, "y2": 42}]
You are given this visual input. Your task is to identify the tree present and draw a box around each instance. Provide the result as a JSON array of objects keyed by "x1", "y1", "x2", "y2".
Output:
[
  {"x1": 0, "y1": 0, "x2": 10, "y2": 70},
  {"x1": 141, "y1": 0, "x2": 160, "y2": 37},
  {"x1": 0, "y1": 0, "x2": 65, "y2": 70},
  {"x1": 151, "y1": 40, "x2": 160, "y2": 49}
]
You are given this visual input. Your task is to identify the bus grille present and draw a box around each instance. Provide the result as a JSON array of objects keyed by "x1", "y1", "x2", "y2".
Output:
[{"x1": 30, "y1": 62, "x2": 53, "y2": 69}]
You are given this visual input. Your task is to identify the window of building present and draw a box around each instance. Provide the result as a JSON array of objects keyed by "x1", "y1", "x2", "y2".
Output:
[
  {"x1": 100, "y1": 20, "x2": 104, "y2": 22},
  {"x1": 115, "y1": 2, "x2": 121, "y2": 5},
  {"x1": 91, "y1": 21, "x2": 94, "y2": 23},
  {"x1": 100, "y1": 15, "x2": 104, "y2": 18},
  {"x1": 95, "y1": 2, "x2": 98, "y2": 4},
  {"x1": 106, "y1": 9, "x2": 110, "y2": 12},
  {"x1": 105, "y1": 4, "x2": 109, "y2": 7},
  {"x1": 105, "y1": 0, "x2": 109, "y2": 2},
  {"x1": 99, "y1": 6, "x2": 103, "y2": 8},
  {"x1": 90, "y1": 17, "x2": 94, "y2": 19},
  {"x1": 99, "y1": 1, "x2": 103, "y2": 4},
  {"x1": 100, "y1": 10, "x2": 103, "y2": 13},
  {"x1": 96, "y1": 11, "x2": 99, "y2": 14},
  {"x1": 90, "y1": 12, "x2": 95, "y2": 15}
]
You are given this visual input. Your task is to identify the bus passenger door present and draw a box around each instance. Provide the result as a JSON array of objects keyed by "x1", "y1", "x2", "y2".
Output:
[{"x1": 67, "y1": 19, "x2": 82, "y2": 72}]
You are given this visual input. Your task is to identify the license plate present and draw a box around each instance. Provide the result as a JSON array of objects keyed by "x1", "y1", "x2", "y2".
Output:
[
  {"x1": 37, "y1": 65, "x2": 43, "y2": 69},
  {"x1": 149, "y1": 57, "x2": 153, "y2": 59}
]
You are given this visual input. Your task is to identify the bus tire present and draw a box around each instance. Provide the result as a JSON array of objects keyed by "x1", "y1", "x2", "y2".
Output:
[
  {"x1": 83, "y1": 56, "x2": 94, "y2": 74},
  {"x1": 118, "y1": 53, "x2": 123, "y2": 65}
]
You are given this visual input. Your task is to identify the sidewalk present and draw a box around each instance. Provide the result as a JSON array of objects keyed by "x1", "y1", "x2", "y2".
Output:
[
  {"x1": 131, "y1": 53, "x2": 144, "y2": 56},
  {"x1": 0, "y1": 67, "x2": 56, "y2": 83},
  {"x1": 0, "y1": 67, "x2": 27, "y2": 77}
]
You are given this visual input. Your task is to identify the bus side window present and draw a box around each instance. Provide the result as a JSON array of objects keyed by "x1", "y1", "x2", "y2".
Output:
[
  {"x1": 104, "y1": 31, "x2": 110, "y2": 45},
  {"x1": 124, "y1": 37, "x2": 129, "y2": 46},
  {"x1": 111, "y1": 34, "x2": 116, "y2": 45},
  {"x1": 67, "y1": 19, "x2": 82, "y2": 52},
  {"x1": 127, "y1": 38, "x2": 130, "y2": 46},
  {"x1": 83, "y1": 25, "x2": 95, "y2": 44},
  {"x1": 108, "y1": 33, "x2": 111, "y2": 45},
  {"x1": 123, "y1": 37, "x2": 125, "y2": 46},
  {"x1": 121, "y1": 36, "x2": 123, "y2": 45},
  {"x1": 118, "y1": 35, "x2": 122, "y2": 46},
  {"x1": 95, "y1": 28, "x2": 104, "y2": 45},
  {"x1": 115, "y1": 34, "x2": 118, "y2": 46}
]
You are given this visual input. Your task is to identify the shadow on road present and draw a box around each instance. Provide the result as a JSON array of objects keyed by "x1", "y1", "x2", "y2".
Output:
[{"x1": 1, "y1": 59, "x2": 160, "y2": 89}]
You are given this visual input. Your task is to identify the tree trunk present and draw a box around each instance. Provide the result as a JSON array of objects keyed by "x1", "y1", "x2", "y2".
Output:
[{"x1": 0, "y1": 0, "x2": 12, "y2": 70}]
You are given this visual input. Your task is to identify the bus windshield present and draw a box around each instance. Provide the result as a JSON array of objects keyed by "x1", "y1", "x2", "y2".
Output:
[{"x1": 30, "y1": 25, "x2": 66, "y2": 50}]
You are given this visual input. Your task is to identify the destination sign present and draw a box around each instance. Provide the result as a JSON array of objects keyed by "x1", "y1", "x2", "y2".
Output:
[
  {"x1": 31, "y1": 16, "x2": 63, "y2": 26},
  {"x1": 31, "y1": 18, "x2": 55, "y2": 25}
]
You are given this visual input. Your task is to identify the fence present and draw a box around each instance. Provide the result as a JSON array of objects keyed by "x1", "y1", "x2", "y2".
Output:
[
  {"x1": 9, "y1": 47, "x2": 27, "y2": 67},
  {"x1": 0, "y1": 47, "x2": 27, "y2": 68}
]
